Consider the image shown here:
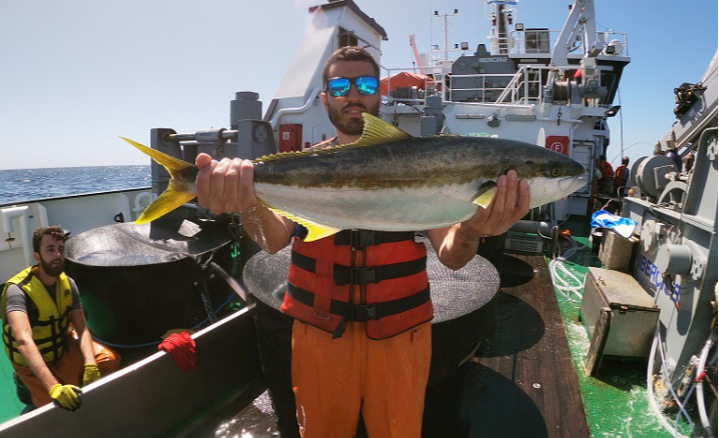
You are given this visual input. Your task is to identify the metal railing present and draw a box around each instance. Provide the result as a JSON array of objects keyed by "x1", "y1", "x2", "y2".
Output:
[
  {"x1": 379, "y1": 27, "x2": 629, "y2": 106},
  {"x1": 382, "y1": 61, "x2": 616, "y2": 109},
  {"x1": 380, "y1": 66, "x2": 546, "y2": 106}
]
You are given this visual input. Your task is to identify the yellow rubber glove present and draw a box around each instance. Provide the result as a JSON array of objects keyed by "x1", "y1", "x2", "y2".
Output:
[
  {"x1": 49, "y1": 383, "x2": 82, "y2": 411},
  {"x1": 83, "y1": 363, "x2": 101, "y2": 386}
]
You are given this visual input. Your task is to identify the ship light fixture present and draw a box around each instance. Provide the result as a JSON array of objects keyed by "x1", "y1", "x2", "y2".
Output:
[{"x1": 605, "y1": 105, "x2": 621, "y2": 118}]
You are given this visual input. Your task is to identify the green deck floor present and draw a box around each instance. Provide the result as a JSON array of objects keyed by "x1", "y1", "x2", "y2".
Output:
[
  {"x1": 0, "y1": 233, "x2": 701, "y2": 436},
  {"x1": 550, "y1": 235, "x2": 691, "y2": 437},
  {"x1": 0, "y1": 332, "x2": 25, "y2": 423}
]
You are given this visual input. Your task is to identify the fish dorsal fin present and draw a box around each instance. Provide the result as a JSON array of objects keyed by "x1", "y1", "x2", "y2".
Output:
[
  {"x1": 252, "y1": 149, "x2": 307, "y2": 164},
  {"x1": 348, "y1": 113, "x2": 412, "y2": 147},
  {"x1": 265, "y1": 206, "x2": 341, "y2": 242},
  {"x1": 252, "y1": 113, "x2": 412, "y2": 163}
]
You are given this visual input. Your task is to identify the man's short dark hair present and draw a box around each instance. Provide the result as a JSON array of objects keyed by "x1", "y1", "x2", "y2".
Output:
[
  {"x1": 622, "y1": 157, "x2": 630, "y2": 165},
  {"x1": 322, "y1": 46, "x2": 380, "y2": 84},
  {"x1": 32, "y1": 226, "x2": 67, "y2": 253}
]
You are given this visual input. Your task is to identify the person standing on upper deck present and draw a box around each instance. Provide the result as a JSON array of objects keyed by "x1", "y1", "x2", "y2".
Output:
[
  {"x1": 596, "y1": 154, "x2": 615, "y2": 196},
  {"x1": 614, "y1": 156, "x2": 630, "y2": 190},
  {"x1": 193, "y1": 46, "x2": 530, "y2": 437}
]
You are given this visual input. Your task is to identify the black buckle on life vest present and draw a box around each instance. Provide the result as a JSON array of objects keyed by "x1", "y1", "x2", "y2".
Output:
[
  {"x1": 349, "y1": 266, "x2": 376, "y2": 285},
  {"x1": 333, "y1": 257, "x2": 427, "y2": 286},
  {"x1": 349, "y1": 303, "x2": 377, "y2": 322},
  {"x1": 350, "y1": 230, "x2": 376, "y2": 249},
  {"x1": 334, "y1": 230, "x2": 416, "y2": 248}
]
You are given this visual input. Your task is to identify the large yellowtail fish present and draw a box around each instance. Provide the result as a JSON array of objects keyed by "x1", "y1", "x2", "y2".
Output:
[{"x1": 122, "y1": 113, "x2": 585, "y2": 242}]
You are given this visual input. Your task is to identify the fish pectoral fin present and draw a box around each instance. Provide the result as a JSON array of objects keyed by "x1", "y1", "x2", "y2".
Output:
[
  {"x1": 136, "y1": 190, "x2": 196, "y2": 224},
  {"x1": 302, "y1": 223, "x2": 343, "y2": 242},
  {"x1": 472, "y1": 182, "x2": 497, "y2": 209},
  {"x1": 266, "y1": 207, "x2": 342, "y2": 242}
]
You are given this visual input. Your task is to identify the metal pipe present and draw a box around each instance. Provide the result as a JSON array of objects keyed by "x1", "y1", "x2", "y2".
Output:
[
  {"x1": 509, "y1": 220, "x2": 552, "y2": 236},
  {"x1": 165, "y1": 129, "x2": 238, "y2": 142},
  {"x1": 268, "y1": 86, "x2": 323, "y2": 129},
  {"x1": 165, "y1": 130, "x2": 239, "y2": 143}
]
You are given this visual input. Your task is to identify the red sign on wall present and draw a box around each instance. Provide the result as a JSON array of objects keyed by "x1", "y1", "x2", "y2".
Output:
[{"x1": 546, "y1": 135, "x2": 569, "y2": 156}]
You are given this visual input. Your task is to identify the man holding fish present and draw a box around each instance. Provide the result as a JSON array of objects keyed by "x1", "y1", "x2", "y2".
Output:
[{"x1": 195, "y1": 46, "x2": 531, "y2": 438}]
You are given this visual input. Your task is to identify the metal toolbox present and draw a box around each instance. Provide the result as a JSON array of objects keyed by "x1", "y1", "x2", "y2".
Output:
[{"x1": 580, "y1": 267, "x2": 659, "y2": 359}]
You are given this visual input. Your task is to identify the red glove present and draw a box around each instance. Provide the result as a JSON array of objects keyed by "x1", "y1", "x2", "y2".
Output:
[{"x1": 158, "y1": 332, "x2": 198, "y2": 371}]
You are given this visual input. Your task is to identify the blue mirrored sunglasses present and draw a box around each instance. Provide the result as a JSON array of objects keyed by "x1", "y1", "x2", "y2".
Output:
[{"x1": 325, "y1": 76, "x2": 379, "y2": 97}]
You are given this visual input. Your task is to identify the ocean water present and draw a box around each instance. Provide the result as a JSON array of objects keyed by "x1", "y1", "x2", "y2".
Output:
[{"x1": 0, "y1": 165, "x2": 151, "y2": 204}]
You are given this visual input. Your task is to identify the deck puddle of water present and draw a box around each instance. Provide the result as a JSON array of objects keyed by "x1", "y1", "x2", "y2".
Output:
[
  {"x1": 214, "y1": 392, "x2": 280, "y2": 438},
  {"x1": 74, "y1": 251, "x2": 179, "y2": 266}
]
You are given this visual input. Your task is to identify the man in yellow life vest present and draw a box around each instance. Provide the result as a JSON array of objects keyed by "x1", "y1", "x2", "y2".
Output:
[{"x1": 1, "y1": 226, "x2": 120, "y2": 411}]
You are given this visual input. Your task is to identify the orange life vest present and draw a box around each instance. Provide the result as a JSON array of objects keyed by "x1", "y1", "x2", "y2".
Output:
[
  {"x1": 599, "y1": 161, "x2": 614, "y2": 181},
  {"x1": 280, "y1": 230, "x2": 433, "y2": 340},
  {"x1": 614, "y1": 164, "x2": 628, "y2": 186}
]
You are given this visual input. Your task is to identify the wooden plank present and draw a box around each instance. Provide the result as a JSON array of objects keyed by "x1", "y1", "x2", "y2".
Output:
[{"x1": 468, "y1": 254, "x2": 591, "y2": 438}]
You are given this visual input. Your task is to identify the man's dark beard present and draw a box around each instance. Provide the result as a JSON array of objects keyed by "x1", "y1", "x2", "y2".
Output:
[
  {"x1": 40, "y1": 257, "x2": 64, "y2": 277},
  {"x1": 327, "y1": 101, "x2": 380, "y2": 136}
]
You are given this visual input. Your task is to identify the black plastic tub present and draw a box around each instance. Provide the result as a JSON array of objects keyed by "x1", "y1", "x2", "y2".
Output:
[{"x1": 65, "y1": 218, "x2": 238, "y2": 348}]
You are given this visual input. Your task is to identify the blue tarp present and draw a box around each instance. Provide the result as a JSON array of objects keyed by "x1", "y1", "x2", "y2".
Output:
[{"x1": 591, "y1": 210, "x2": 637, "y2": 239}]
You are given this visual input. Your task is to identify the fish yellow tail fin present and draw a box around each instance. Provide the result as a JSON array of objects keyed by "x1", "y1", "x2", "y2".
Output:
[
  {"x1": 136, "y1": 190, "x2": 196, "y2": 224},
  {"x1": 119, "y1": 136, "x2": 192, "y2": 174},
  {"x1": 120, "y1": 136, "x2": 198, "y2": 224}
]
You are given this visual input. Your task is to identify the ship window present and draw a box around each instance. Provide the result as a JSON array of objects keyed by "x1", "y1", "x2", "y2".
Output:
[
  {"x1": 338, "y1": 27, "x2": 359, "y2": 48},
  {"x1": 599, "y1": 71, "x2": 618, "y2": 105}
]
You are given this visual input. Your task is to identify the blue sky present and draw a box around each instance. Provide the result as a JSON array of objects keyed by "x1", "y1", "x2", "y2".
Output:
[{"x1": 0, "y1": 0, "x2": 716, "y2": 169}]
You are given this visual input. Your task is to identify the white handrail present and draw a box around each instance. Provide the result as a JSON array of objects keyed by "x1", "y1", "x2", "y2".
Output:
[
  {"x1": 268, "y1": 87, "x2": 323, "y2": 129},
  {"x1": 0, "y1": 206, "x2": 33, "y2": 266}
]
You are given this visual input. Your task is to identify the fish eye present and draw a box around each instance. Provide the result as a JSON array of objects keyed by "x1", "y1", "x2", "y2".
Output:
[{"x1": 551, "y1": 168, "x2": 562, "y2": 177}]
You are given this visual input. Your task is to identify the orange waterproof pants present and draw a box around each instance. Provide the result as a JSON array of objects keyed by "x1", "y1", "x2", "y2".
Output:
[
  {"x1": 12, "y1": 335, "x2": 121, "y2": 408},
  {"x1": 291, "y1": 320, "x2": 431, "y2": 438}
]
